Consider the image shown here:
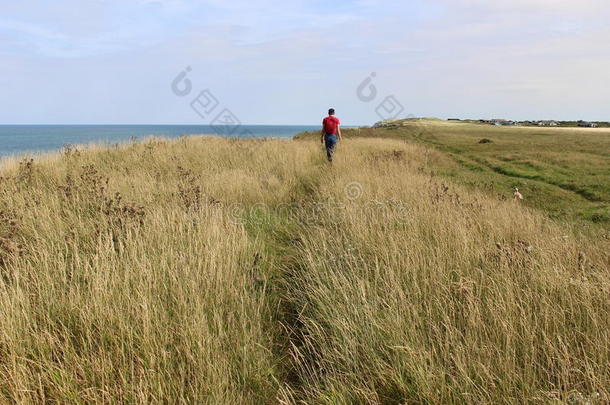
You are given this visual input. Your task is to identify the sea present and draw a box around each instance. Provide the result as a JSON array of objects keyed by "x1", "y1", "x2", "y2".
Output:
[{"x1": 0, "y1": 125, "x2": 321, "y2": 158}]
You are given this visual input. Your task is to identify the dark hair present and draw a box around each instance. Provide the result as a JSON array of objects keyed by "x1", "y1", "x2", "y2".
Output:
[{"x1": 328, "y1": 108, "x2": 335, "y2": 115}]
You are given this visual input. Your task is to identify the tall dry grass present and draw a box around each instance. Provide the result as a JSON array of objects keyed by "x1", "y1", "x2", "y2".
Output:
[
  {"x1": 280, "y1": 139, "x2": 610, "y2": 404},
  {"x1": 0, "y1": 136, "x2": 608, "y2": 404},
  {"x1": 0, "y1": 137, "x2": 319, "y2": 403}
]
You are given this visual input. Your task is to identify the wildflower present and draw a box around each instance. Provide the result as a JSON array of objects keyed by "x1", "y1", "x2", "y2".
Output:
[{"x1": 513, "y1": 187, "x2": 523, "y2": 200}]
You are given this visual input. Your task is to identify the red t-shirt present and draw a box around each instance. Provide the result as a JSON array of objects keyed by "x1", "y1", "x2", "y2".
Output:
[{"x1": 322, "y1": 116, "x2": 340, "y2": 135}]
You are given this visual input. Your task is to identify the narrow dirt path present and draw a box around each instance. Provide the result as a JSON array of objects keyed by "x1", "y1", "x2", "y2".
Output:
[{"x1": 239, "y1": 168, "x2": 326, "y2": 403}]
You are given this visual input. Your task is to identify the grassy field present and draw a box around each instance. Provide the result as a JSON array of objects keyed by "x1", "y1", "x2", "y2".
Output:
[
  {"x1": 297, "y1": 120, "x2": 610, "y2": 226},
  {"x1": 0, "y1": 136, "x2": 609, "y2": 403}
]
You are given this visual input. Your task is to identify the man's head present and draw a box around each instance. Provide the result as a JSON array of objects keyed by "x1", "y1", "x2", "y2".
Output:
[{"x1": 328, "y1": 108, "x2": 335, "y2": 116}]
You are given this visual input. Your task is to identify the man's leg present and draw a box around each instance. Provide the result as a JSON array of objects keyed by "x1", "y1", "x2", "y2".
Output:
[{"x1": 325, "y1": 136, "x2": 336, "y2": 162}]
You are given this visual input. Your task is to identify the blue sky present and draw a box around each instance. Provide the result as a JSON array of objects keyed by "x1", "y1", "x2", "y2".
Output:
[{"x1": 1, "y1": 0, "x2": 609, "y2": 125}]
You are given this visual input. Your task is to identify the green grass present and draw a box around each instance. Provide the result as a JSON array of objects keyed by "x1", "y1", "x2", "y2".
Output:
[{"x1": 297, "y1": 120, "x2": 610, "y2": 226}]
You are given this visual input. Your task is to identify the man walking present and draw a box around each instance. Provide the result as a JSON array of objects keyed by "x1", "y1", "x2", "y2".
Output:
[{"x1": 321, "y1": 108, "x2": 342, "y2": 162}]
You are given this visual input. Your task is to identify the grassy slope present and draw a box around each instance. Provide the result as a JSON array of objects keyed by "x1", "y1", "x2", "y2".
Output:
[
  {"x1": 0, "y1": 136, "x2": 609, "y2": 403},
  {"x1": 297, "y1": 120, "x2": 610, "y2": 225}
]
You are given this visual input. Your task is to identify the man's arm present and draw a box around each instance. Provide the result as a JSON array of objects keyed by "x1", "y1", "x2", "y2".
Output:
[
  {"x1": 321, "y1": 120, "x2": 325, "y2": 143},
  {"x1": 337, "y1": 125, "x2": 342, "y2": 141}
]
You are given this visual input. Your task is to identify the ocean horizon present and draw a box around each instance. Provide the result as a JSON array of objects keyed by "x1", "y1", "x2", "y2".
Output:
[{"x1": 0, "y1": 124, "x2": 323, "y2": 158}]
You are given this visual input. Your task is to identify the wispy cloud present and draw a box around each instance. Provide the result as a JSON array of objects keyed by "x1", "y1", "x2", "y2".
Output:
[{"x1": 0, "y1": 0, "x2": 608, "y2": 123}]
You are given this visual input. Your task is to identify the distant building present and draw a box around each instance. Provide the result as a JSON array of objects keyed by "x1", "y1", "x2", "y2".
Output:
[
  {"x1": 538, "y1": 120, "x2": 559, "y2": 126},
  {"x1": 489, "y1": 119, "x2": 517, "y2": 126},
  {"x1": 578, "y1": 122, "x2": 598, "y2": 128}
]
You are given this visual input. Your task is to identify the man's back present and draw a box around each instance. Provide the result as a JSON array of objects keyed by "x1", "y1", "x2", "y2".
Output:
[{"x1": 323, "y1": 115, "x2": 340, "y2": 135}]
